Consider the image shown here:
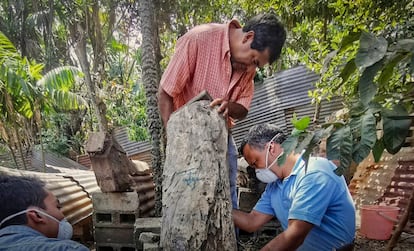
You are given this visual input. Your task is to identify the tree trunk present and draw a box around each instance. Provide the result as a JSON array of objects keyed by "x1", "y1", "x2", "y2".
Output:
[
  {"x1": 138, "y1": 0, "x2": 164, "y2": 217},
  {"x1": 69, "y1": 22, "x2": 108, "y2": 132},
  {"x1": 161, "y1": 100, "x2": 236, "y2": 251}
]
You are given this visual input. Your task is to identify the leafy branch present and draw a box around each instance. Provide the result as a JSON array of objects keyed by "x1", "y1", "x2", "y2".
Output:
[{"x1": 280, "y1": 32, "x2": 413, "y2": 175}]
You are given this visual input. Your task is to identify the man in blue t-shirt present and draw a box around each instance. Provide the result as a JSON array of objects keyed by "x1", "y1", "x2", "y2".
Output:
[
  {"x1": 0, "y1": 175, "x2": 89, "y2": 251},
  {"x1": 233, "y1": 123, "x2": 355, "y2": 251}
]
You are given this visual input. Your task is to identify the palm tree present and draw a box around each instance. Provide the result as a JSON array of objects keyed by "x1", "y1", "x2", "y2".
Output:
[{"x1": 138, "y1": 0, "x2": 164, "y2": 216}]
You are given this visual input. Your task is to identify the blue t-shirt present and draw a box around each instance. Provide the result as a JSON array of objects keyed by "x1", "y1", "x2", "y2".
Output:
[
  {"x1": 0, "y1": 225, "x2": 89, "y2": 251},
  {"x1": 254, "y1": 157, "x2": 355, "y2": 251}
]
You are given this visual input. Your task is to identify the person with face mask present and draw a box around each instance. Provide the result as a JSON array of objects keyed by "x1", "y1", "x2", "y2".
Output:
[
  {"x1": 0, "y1": 175, "x2": 89, "y2": 251},
  {"x1": 233, "y1": 123, "x2": 356, "y2": 251}
]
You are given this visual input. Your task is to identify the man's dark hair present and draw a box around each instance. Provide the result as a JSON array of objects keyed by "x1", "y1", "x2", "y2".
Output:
[
  {"x1": 0, "y1": 175, "x2": 47, "y2": 228},
  {"x1": 243, "y1": 13, "x2": 287, "y2": 64},
  {"x1": 239, "y1": 123, "x2": 287, "y2": 155}
]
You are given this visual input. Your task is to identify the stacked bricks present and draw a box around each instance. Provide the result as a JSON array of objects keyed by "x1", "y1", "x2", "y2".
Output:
[{"x1": 92, "y1": 192, "x2": 139, "y2": 251}]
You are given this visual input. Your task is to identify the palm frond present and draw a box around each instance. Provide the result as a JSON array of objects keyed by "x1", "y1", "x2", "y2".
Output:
[
  {"x1": 38, "y1": 66, "x2": 87, "y2": 111},
  {"x1": 37, "y1": 66, "x2": 83, "y2": 91},
  {"x1": 0, "y1": 31, "x2": 20, "y2": 61}
]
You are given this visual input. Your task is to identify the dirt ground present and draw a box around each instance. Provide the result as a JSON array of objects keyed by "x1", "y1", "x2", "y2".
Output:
[{"x1": 237, "y1": 229, "x2": 414, "y2": 251}]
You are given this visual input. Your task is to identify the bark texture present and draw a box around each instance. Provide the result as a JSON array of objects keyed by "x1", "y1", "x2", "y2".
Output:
[
  {"x1": 138, "y1": 0, "x2": 164, "y2": 217},
  {"x1": 161, "y1": 100, "x2": 236, "y2": 251}
]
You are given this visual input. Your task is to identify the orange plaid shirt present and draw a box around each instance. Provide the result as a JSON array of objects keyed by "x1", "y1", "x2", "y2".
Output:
[{"x1": 160, "y1": 20, "x2": 256, "y2": 114}]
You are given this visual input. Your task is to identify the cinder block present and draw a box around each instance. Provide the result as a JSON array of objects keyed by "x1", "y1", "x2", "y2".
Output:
[
  {"x1": 95, "y1": 227, "x2": 134, "y2": 244},
  {"x1": 134, "y1": 218, "x2": 161, "y2": 251},
  {"x1": 92, "y1": 192, "x2": 139, "y2": 211},
  {"x1": 94, "y1": 211, "x2": 138, "y2": 227}
]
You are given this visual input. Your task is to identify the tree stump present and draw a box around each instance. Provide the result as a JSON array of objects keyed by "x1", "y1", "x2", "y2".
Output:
[{"x1": 161, "y1": 100, "x2": 236, "y2": 251}]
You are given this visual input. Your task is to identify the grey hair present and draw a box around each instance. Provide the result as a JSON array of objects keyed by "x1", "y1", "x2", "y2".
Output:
[{"x1": 239, "y1": 123, "x2": 287, "y2": 155}]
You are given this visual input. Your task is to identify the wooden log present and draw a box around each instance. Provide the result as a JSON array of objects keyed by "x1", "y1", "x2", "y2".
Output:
[
  {"x1": 161, "y1": 100, "x2": 236, "y2": 251},
  {"x1": 86, "y1": 132, "x2": 133, "y2": 192}
]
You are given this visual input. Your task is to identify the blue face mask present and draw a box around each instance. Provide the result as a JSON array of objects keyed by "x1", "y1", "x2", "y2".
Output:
[
  {"x1": 255, "y1": 134, "x2": 284, "y2": 183},
  {"x1": 0, "y1": 208, "x2": 73, "y2": 240}
]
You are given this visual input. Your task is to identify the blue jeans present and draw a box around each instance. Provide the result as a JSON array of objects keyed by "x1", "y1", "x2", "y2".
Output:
[{"x1": 228, "y1": 134, "x2": 238, "y2": 209}]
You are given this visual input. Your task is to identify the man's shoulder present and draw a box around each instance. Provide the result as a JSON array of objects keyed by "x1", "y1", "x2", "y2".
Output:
[
  {"x1": 185, "y1": 23, "x2": 227, "y2": 38},
  {"x1": 0, "y1": 226, "x2": 89, "y2": 251}
]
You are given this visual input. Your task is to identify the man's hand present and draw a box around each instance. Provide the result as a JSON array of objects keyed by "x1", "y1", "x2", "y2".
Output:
[
  {"x1": 210, "y1": 98, "x2": 229, "y2": 117},
  {"x1": 210, "y1": 98, "x2": 248, "y2": 120}
]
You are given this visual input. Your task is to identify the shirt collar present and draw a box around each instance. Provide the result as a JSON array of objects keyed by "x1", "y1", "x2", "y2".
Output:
[{"x1": 223, "y1": 19, "x2": 242, "y2": 60}]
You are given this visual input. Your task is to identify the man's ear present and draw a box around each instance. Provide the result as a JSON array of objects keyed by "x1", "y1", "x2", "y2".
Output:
[
  {"x1": 270, "y1": 142, "x2": 281, "y2": 155},
  {"x1": 27, "y1": 210, "x2": 44, "y2": 224},
  {"x1": 243, "y1": 31, "x2": 255, "y2": 43}
]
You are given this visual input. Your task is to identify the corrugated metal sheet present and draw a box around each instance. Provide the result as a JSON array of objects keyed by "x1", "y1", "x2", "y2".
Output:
[
  {"x1": 112, "y1": 127, "x2": 153, "y2": 166},
  {"x1": 0, "y1": 166, "x2": 100, "y2": 225},
  {"x1": 0, "y1": 149, "x2": 89, "y2": 172},
  {"x1": 232, "y1": 65, "x2": 343, "y2": 146},
  {"x1": 130, "y1": 174, "x2": 156, "y2": 217}
]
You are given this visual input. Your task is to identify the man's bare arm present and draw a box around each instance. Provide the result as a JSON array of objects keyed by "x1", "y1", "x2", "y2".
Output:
[
  {"x1": 233, "y1": 209, "x2": 273, "y2": 233},
  {"x1": 260, "y1": 219, "x2": 313, "y2": 251},
  {"x1": 158, "y1": 88, "x2": 174, "y2": 128}
]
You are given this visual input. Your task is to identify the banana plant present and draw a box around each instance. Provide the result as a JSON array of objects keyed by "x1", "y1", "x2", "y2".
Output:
[{"x1": 0, "y1": 31, "x2": 87, "y2": 170}]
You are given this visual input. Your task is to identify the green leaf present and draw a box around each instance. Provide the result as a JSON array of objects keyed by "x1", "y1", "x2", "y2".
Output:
[
  {"x1": 291, "y1": 128, "x2": 304, "y2": 136},
  {"x1": 359, "y1": 63, "x2": 380, "y2": 106},
  {"x1": 339, "y1": 59, "x2": 357, "y2": 84},
  {"x1": 352, "y1": 113, "x2": 377, "y2": 163},
  {"x1": 382, "y1": 105, "x2": 412, "y2": 154},
  {"x1": 338, "y1": 31, "x2": 362, "y2": 52},
  {"x1": 355, "y1": 32, "x2": 388, "y2": 68},
  {"x1": 296, "y1": 131, "x2": 314, "y2": 154},
  {"x1": 395, "y1": 39, "x2": 414, "y2": 53},
  {"x1": 292, "y1": 115, "x2": 311, "y2": 131},
  {"x1": 279, "y1": 135, "x2": 299, "y2": 166},
  {"x1": 327, "y1": 125, "x2": 353, "y2": 170},
  {"x1": 378, "y1": 52, "x2": 409, "y2": 86},
  {"x1": 372, "y1": 138, "x2": 385, "y2": 162}
]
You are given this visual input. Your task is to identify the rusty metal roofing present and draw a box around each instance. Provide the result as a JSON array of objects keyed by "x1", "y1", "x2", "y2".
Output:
[
  {"x1": 112, "y1": 127, "x2": 153, "y2": 166},
  {"x1": 232, "y1": 65, "x2": 343, "y2": 146},
  {"x1": 0, "y1": 149, "x2": 89, "y2": 172},
  {"x1": 0, "y1": 165, "x2": 100, "y2": 225}
]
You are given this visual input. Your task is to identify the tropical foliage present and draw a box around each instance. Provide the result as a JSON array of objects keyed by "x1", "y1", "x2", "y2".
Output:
[
  {"x1": 0, "y1": 30, "x2": 86, "y2": 168},
  {"x1": 280, "y1": 31, "x2": 413, "y2": 175},
  {"x1": 0, "y1": 0, "x2": 412, "y2": 175}
]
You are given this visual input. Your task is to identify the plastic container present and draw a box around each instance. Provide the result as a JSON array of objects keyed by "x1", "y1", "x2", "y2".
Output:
[{"x1": 360, "y1": 205, "x2": 399, "y2": 240}]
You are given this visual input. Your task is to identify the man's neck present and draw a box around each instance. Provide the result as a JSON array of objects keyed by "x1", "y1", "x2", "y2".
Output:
[{"x1": 279, "y1": 153, "x2": 300, "y2": 179}]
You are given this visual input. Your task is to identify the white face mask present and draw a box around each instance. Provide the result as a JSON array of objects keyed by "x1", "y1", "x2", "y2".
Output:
[
  {"x1": 0, "y1": 207, "x2": 73, "y2": 240},
  {"x1": 255, "y1": 134, "x2": 284, "y2": 183}
]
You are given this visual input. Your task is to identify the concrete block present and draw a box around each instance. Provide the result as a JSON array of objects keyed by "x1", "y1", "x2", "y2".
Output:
[
  {"x1": 92, "y1": 192, "x2": 139, "y2": 211},
  {"x1": 94, "y1": 211, "x2": 138, "y2": 227},
  {"x1": 95, "y1": 226, "x2": 134, "y2": 244},
  {"x1": 134, "y1": 217, "x2": 161, "y2": 251}
]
